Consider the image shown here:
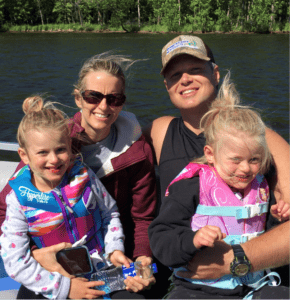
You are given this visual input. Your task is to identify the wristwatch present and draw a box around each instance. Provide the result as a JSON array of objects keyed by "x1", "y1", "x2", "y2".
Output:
[{"x1": 230, "y1": 244, "x2": 251, "y2": 277}]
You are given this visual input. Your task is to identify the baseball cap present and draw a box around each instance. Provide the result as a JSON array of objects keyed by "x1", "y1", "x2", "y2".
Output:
[{"x1": 161, "y1": 35, "x2": 215, "y2": 75}]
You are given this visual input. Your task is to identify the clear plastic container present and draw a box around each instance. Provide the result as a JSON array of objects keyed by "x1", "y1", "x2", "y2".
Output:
[
  {"x1": 134, "y1": 261, "x2": 156, "y2": 279},
  {"x1": 91, "y1": 266, "x2": 125, "y2": 294},
  {"x1": 91, "y1": 261, "x2": 157, "y2": 294}
]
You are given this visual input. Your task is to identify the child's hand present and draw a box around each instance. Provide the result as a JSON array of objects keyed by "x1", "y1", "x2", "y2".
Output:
[
  {"x1": 109, "y1": 250, "x2": 132, "y2": 268},
  {"x1": 270, "y1": 201, "x2": 290, "y2": 222},
  {"x1": 123, "y1": 256, "x2": 156, "y2": 293},
  {"x1": 193, "y1": 225, "x2": 226, "y2": 249},
  {"x1": 69, "y1": 277, "x2": 105, "y2": 299}
]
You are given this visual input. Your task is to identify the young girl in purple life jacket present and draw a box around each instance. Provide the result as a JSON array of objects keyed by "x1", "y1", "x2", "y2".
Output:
[
  {"x1": 148, "y1": 72, "x2": 289, "y2": 299},
  {"x1": 0, "y1": 96, "x2": 133, "y2": 299}
]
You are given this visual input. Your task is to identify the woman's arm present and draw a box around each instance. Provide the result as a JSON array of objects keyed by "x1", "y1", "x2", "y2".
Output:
[
  {"x1": 265, "y1": 128, "x2": 289, "y2": 204},
  {"x1": 128, "y1": 137, "x2": 157, "y2": 260},
  {"x1": 31, "y1": 242, "x2": 73, "y2": 277}
]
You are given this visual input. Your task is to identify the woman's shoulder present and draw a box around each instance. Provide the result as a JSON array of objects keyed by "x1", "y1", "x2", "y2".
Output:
[
  {"x1": 143, "y1": 116, "x2": 176, "y2": 165},
  {"x1": 152, "y1": 116, "x2": 176, "y2": 131}
]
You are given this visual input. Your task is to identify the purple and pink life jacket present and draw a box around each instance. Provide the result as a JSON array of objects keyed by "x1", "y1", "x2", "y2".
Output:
[
  {"x1": 165, "y1": 163, "x2": 275, "y2": 293},
  {"x1": 9, "y1": 160, "x2": 104, "y2": 254}
]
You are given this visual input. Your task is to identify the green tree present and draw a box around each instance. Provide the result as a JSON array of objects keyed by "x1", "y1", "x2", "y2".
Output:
[
  {"x1": 53, "y1": 0, "x2": 74, "y2": 23},
  {"x1": 187, "y1": 0, "x2": 214, "y2": 32},
  {"x1": 106, "y1": 0, "x2": 139, "y2": 31},
  {"x1": 271, "y1": 0, "x2": 289, "y2": 30},
  {"x1": 5, "y1": 0, "x2": 37, "y2": 25},
  {"x1": 0, "y1": 0, "x2": 5, "y2": 25},
  {"x1": 214, "y1": 2, "x2": 231, "y2": 32},
  {"x1": 161, "y1": 0, "x2": 180, "y2": 31},
  {"x1": 148, "y1": 0, "x2": 163, "y2": 25},
  {"x1": 248, "y1": 0, "x2": 272, "y2": 32},
  {"x1": 84, "y1": 0, "x2": 103, "y2": 24},
  {"x1": 35, "y1": 0, "x2": 44, "y2": 25}
]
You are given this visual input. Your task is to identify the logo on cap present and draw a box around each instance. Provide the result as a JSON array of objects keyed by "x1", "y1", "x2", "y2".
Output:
[{"x1": 166, "y1": 40, "x2": 198, "y2": 54}]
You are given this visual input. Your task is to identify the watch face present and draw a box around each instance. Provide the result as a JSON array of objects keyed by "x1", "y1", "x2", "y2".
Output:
[{"x1": 235, "y1": 264, "x2": 250, "y2": 276}]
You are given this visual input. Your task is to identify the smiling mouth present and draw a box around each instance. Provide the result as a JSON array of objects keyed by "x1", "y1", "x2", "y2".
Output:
[
  {"x1": 181, "y1": 88, "x2": 198, "y2": 95},
  {"x1": 94, "y1": 113, "x2": 110, "y2": 118},
  {"x1": 236, "y1": 175, "x2": 250, "y2": 182},
  {"x1": 47, "y1": 166, "x2": 62, "y2": 173}
]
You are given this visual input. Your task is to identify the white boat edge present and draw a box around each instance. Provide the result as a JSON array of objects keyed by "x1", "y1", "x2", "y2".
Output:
[
  {"x1": 0, "y1": 142, "x2": 19, "y2": 152},
  {"x1": 0, "y1": 290, "x2": 18, "y2": 299}
]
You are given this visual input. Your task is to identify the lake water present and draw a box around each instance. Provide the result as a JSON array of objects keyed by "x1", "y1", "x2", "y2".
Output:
[{"x1": 0, "y1": 32, "x2": 289, "y2": 146}]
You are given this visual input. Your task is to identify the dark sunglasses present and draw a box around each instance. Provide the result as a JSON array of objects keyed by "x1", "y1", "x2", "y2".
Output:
[{"x1": 81, "y1": 90, "x2": 126, "y2": 107}]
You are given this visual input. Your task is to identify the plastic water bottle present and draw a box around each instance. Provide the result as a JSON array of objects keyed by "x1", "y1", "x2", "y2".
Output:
[{"x1": 91, "y1": 261, "x2": 158, "y2": 294}]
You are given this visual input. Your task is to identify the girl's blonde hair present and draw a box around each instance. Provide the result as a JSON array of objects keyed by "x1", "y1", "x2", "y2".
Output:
[
  {"x1": 73, "y1": 52, "x2": 138, "y2": 94},
  {"x1": 195, "y1": 72, "x2": 272, "y2": 175},
  {"x1": 17, "y1": 96, "x2": 70, "y2": 149}
]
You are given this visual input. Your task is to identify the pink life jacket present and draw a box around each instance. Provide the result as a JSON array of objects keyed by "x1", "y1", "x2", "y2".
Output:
[{"x1": 165, "y1": 163, "x2": 270, "y2": 290}]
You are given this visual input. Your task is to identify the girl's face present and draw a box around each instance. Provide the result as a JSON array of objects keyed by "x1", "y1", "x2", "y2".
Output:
[
  {"x1": 204, "y1": 134, "x2": 262, "y2": 193},
  {"x1": 18, "y1": 129, "x2": 72, "y2": 192},
  {"x1": 75, "y1": 71, "x2": 124, "y2": 143}
]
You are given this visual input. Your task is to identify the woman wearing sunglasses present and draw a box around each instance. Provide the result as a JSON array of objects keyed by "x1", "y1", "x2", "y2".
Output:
[
  {"x1": 1, "y1": 53, "x2": 157, "y2": 299},
  {"x1": 70, "y1": 54, "x2": 157, "y2": 297}
]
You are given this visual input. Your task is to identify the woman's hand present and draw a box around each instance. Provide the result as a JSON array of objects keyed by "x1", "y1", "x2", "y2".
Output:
[
  {"x1": 69, "y1": 278, "x2": 106, "y2": 299},
  {"x1": 32, "y1": 242, "x2": 73, "y2": 278},
  {"x1": 124, "y1": 256, "x2": 156, "y2": 293}
]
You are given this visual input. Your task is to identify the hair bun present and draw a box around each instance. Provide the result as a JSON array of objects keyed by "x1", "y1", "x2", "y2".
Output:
[{"x1": 22, "y1": 96, "x2": 44, "y2": 115}]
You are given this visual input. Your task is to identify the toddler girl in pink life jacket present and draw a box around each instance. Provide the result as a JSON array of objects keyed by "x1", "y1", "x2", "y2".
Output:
[
  {"x1": 148, "y1": 72, "x2": 289, "y2": 299},
  {"x1": 0, "y1": 96, "x2": 129, "y2": 299}
]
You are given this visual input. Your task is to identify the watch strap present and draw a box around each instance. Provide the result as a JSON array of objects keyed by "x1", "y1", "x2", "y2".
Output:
[
  {"x1": 232, "y1": 244, "x2": 247, "y2": 258},
  {"x1": 231, "y1": 244, "x2": 251, "y2": 277}
]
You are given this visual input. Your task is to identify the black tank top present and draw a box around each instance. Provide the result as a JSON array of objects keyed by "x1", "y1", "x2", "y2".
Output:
[{"x1": 159, "y1": 117, "x2": 205, "y2": 198}]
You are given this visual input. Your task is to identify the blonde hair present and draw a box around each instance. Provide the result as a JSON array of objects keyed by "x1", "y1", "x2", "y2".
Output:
[
  {"x1": 195, "y1": 72, "x2": 272, "y2": 175},
  {"x1": 17, "y1": 96, "x2": 70, "y2": 150},
  {"x1": 73, "y1": 52, "x2": 138, "y2": 94}
]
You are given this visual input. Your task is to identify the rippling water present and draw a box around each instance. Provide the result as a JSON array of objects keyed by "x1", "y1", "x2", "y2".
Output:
[{"x1": 0, "y1": 32, "x2": 288, "y2": 143}]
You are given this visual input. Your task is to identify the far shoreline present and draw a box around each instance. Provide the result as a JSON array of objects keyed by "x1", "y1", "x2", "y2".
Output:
[{"x1": 2, "y1": 29, "x2": 289, "y2": 35}]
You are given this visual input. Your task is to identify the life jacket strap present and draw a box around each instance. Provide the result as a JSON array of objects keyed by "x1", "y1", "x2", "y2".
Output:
[
  {"x1": 223, "y1": 231, "x2": 265, "y2": 245},
  {"x1": 196, "y1": 203, "x2": 269, "y2": 220},
  {"x1": 243, "y1": 271, "x2": 281, "y2": 299}
]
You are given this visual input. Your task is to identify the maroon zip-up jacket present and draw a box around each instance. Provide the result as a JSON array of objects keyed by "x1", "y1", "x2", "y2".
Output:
[{"x1": 0, "y1": 112, "x2": 157, "y2": 259}]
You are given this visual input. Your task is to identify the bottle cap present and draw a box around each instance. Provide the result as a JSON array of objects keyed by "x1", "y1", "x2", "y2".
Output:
[{"x1": 152, "y1": 263, "x2": 158, "y2": 274}]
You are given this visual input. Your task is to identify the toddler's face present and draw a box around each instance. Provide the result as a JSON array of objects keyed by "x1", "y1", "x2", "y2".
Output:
[
  {"x1": 19, "y1": 129, "x2": 72, "y2": 192},
  {"x1": 212, "y1": 134, "x2": 262, "y2": 193}
]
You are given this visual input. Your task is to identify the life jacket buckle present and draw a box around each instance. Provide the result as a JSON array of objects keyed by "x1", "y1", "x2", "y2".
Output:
[
  {"x1": 245, "y1": 203, "x2": 262, "y2": 218},
  {"x1": 241, "y1": 232, "x2": 260, "y2": 242}
]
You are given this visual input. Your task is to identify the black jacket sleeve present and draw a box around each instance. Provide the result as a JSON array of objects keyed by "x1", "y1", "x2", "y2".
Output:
[{"x1": 148, "y1": 176, "x2": 200, "y2": 268}]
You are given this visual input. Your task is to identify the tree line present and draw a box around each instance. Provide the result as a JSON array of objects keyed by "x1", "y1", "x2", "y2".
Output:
[{"x1": 0, "y1": 0, "x2": 289, "y2": 33}]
